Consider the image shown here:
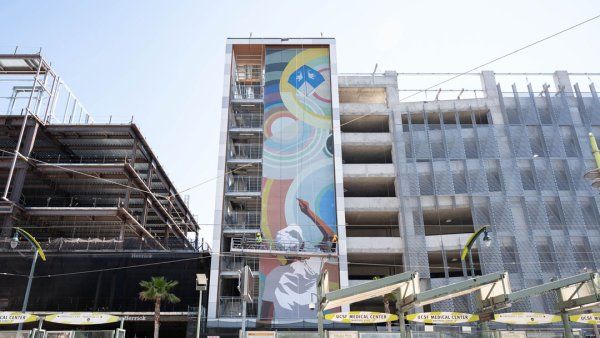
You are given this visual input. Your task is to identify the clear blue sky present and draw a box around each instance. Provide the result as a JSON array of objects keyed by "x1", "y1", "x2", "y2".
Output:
[{"x1": 1, "y1": 0, "x2": 599, "y2": 241}]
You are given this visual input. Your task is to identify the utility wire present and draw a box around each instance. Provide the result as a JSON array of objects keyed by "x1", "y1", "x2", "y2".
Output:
[
  {"x1": 1, "y1": 250, "x2": 596, "y2": 279},
  {"x1": 1, "y1": 13, "x2": 599, "y2": 229},
  {"x1": 14, "y1": 222, "x2": 600, "y2": 230},
  {"x1": 339, "y1": 13, "x2": 600, "y2": 128},
  {"x1": 109, "y1": 12, "x2": 600, "y2": 198},
  {"x1": 0, "y1": 148, "x2": 252, "y2": 203},
  {"x1": 3, "y1": 19, "x2": 599, "y2": 285},
  {"x1": 187, "y1": 13, "x2": 600, "y2": 220},
  {"x1": 0, "y1": 149, "x2": 153, "y2": 196}
]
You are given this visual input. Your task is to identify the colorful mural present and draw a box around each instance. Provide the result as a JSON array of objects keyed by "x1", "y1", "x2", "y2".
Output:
[{"x1": 259, "y1": 47, "x2": 339, "y2": 321}]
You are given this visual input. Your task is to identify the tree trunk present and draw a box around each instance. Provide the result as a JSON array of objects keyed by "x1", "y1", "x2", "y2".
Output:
[
  {"x1": 384, "y1": 299, "x2": 391, "y2": 332},
  {"x1": 154, "y1": 297, "x2": 161, "y2": 338}
]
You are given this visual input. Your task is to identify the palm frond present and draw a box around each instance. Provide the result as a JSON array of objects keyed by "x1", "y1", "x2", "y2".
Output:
[
  {"x1": 139, "y1": 276, "x2": 180, "y2": 305},
  {"x1": 165, "y1": 293, "x2": 181, "y2": 304}
]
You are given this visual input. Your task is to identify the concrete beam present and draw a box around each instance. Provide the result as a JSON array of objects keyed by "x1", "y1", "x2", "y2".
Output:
[
  {"x1": 344, "y1": 197, "x2": 400, "y2": 212},
  {"x1": 339, "y1": 73, "x2": 398, "y2": 87},
  {"x1": 395, "y1": 98, "x2": 493, "y2": 114},
  {"x1": 425, "y1": 233, "x2": 471, "y2": 252},
  {"x1": 341, "y1": 132, "x2": 392, "y2": 146},
  {"x1": 343, "y1": 163, "x2": 395, "y2": 178},
  {"x1": 340, "y1": 103, "x2": 390, "y2": 115},
  {"x1": 346, "y1": 236, "x2": 403, "y2": 254}
]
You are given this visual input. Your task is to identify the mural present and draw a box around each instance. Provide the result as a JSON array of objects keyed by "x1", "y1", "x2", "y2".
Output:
[{"x1": 259, "y1": 47, "x2": 339, "y2": 321}]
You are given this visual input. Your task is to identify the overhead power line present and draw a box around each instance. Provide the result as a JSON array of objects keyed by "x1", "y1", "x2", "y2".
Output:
[
  {"x1": 0, "y1": 251, "x2": 597, "y2": 279},
  {"x1": 339, "y1": 12, "x2": 600, "y2": 128},
  {"x1": 0, "y1": 12, "x2": 598, "y2": 222}
]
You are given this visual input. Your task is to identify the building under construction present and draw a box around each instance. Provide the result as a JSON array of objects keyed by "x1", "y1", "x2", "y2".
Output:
[
  {"x1": 0, "y1": 52, "x2": 209, "y2": 337},
  {"x1": 209, "y1": 37, "x2": 600, "y2": 332}
]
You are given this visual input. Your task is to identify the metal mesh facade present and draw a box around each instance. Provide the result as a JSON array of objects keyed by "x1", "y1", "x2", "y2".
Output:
[{"x1": 393, "y1": 78, "x2": 600, "y2": 313}]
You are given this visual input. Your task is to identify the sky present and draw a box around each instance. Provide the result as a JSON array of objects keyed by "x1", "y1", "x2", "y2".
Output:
[{"x1": 0, "y1": 0, "x2": 599, "y2": 243}]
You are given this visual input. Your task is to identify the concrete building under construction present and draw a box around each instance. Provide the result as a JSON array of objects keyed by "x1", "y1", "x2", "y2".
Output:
[
  {"x1": 209, "y1": 37, "x2": 600, "y2": 331},
  {"x1": 0, "y1": 52, "x2": 209, "y2": 337}
]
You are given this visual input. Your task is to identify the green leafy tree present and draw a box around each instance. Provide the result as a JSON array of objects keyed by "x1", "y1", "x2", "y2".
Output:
[
  {"x1": 139, "y1": 277, "x2": 181, "y2": 338},
  {"x1": 373, "y1": 276, "x2": 396, "y2": 332}
]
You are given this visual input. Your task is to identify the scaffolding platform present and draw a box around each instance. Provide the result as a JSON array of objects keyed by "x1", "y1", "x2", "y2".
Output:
[{"x1": 229, "y1": 237, "x2": 336, "y2": 257}]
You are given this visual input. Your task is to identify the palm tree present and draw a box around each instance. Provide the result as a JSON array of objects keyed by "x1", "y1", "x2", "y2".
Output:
[
  {"x1": 373, "y1": 276, "x2": 396, "y2": 332},
  {"x1": 139, "y1": 276, "x2": 181, "y2": 338}
]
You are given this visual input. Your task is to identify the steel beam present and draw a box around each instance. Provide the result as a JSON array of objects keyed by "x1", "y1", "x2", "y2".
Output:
[
  {"x1": 507, "y1": 272, "x2": 598, "y2": 304},
  {"x1": 401, "y1": 272, "x2": 508, "y2": 310},
  {"x1": 322, "y1": 271, "x2": 418, "y2": 310},
  {"x1": 124, "y1": 163, "x2": 193, "y2": 247}
]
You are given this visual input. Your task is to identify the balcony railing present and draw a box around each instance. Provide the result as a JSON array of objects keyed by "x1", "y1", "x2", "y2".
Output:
[
  {"x1": 230, "y1": 113, "x2": 263, "y2": 129},
  {"x1": 223, "y1": 211, "x2": 260, "y2": 231},
  {"x1": 219, "y1": 296, "x2": 257, "y2": 317},
  {"x1": 234, "y1": 65, "x2": 263, "y2": 83},
  {"x1": 226, "y1": 176, "x2": 261, "y2": 193},
  {"x1": 221, "y1": 255, "x2": 259, "y2": 272},
  {"x1": 231, "y1": 85, "x2": 263, "y2": 100},
  {"x1": 228, "y1": 144, "x2": 262, "y2": 160}
]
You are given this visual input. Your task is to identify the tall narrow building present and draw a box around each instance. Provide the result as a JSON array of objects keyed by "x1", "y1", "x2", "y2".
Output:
[
  {"x1": 210, "y1": 38, "x2": 347, "y2": 327},
  {"x1": 210, "y1": 37, "x2": 600, "y2": 331}
]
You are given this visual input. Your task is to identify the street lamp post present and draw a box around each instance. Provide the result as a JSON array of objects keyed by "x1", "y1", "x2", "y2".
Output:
[
  {"x1": 460, "y1": 226, "x2": 491, "y2": 278},
  {"x1": 195, "y1": 274, "x2": 207, "y2": 338},
  {"x1": 460, "y1": 226, "x2": 492, "y2": 338},
  {"x1": 9, "y1": 227, "x2": 46, "y2": 331},
  {"x1": 582, "y1": 133, "x2": 600, "y2": 338},
  {"x1": 316, "y1": 270, "x2": 329, "y2": 338}
]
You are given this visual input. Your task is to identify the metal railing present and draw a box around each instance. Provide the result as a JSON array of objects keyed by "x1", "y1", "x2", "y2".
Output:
[
  {"x1": 0, "y1": 237, "x2": 165, "y2": 252},
  {"x1": 43, "y1": 330, "x2": 117, "y2": 338},
  {"x1": 228, "y1": 144, "x2": 262, "y2": 160},
  {"x1": 20, "y1": 196, "x2": 125, "y2": 208},
  {"x1": 232, "y1": 84, "x2": 263, "y2": 100},
  {"x1": 230, "y1": 113, "x2": 263, "y2": 129},
  {"x1": 224, "y1": 211, "x2": 261, "y2": 230},
  {"x1": 234, "y1": 65, "x2": 263, "y2": 83},
  {"x1": 230, "y1": 237, "x2": 336, "y2": 255},
  {"x1": 221, "y1": 254, "x2": 259, "y2": 272},
  {"x1": 29, "y1": 153, "x2": 131, "y2": 164},
  {"x1": 0, "y1": 331, "x2": 30, "y2": 338},
  {"x1": 219, "y1": 296, "x2": 257, "y2": 317},
  {"x1": 0, "y1": 54, "x2": 93, "y2": 125},
  {"x1": 405, "y1": 327, "x2": 590, "y2": 338},
  {"x1": 226, "y1": 176, "x2": 261, "y2": 193}
]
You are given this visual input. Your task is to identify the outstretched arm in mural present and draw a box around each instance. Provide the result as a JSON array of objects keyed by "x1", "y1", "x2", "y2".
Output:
[{"x1": 297, "y1": 198, "x2": 334, "y2": 240}]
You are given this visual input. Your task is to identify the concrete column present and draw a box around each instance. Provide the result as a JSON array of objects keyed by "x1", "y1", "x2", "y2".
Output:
[
  {"x1": 553, "y1": 70, "x2": 574, "y2": 97},
  {"x1": 553, "y1": 70, "x2": 582, "y2": 124},
  {"x1": 481, "y1": 71, "x2": 498, "y2": 99},
  {"x1": 330, "y1": 42, "x2": 350, "y2": 313},
  {"x1": 384, "y1": 71, "x2": 399, "y2": 107},
  {"x1": 480, "y1": 71, "x2": 504, "y2": 125},
  {"x1": 208, "y1": 41, "x2": 234, "y2": 320}
]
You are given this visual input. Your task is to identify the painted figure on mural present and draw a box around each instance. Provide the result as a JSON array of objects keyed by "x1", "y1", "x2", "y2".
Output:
[{"x1": 260, "y1": 198, "x2": 335, "y2": 319}]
